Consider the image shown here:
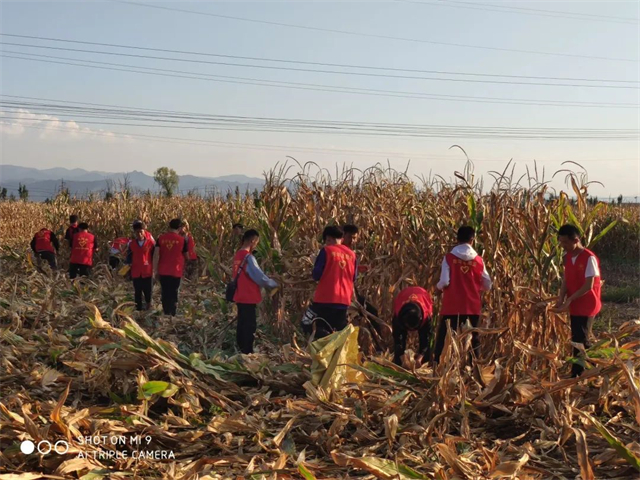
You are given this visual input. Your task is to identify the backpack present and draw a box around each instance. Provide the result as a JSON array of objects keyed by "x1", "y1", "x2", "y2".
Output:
[{"x1": 225, "y1": 255, "x2": 249, "y2": 302}]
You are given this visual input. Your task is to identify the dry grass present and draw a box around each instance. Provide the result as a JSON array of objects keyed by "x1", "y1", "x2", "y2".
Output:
[{"x1": 1, "y1": 161, "x2": 639, "y2": 479}]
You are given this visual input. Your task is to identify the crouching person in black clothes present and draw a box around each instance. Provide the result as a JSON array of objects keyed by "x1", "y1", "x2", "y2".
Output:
[{"x1": 392, "y1": 286, "x2": 433, "y2": 366}]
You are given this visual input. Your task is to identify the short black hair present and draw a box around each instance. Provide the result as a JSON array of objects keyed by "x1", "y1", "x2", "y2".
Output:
[
  {"x1": 322, "y1": 225, "x2": 343, "y2": 241},
  {"x1": 457, "y1": 226, "x2": 476, "y2": 243},
  {"x1": 133, "y1": 221, "x2": 146, "y2": 231},
  {"x1": 78, "y1": 222, "x2": 89, "y2": 230},
  {"x1": 343, "y1": 224, "x2": 359, "y2": 235},
  {"x1": 70, "y1": 214, "x2": 78, "y2": 223},
  {"x1": 232, "y1": 223, "x2": 244, "y2": 229},
  {"x1": 169, "y1": 218, "x2": 182, "y2": 230},
  {"x1": 558, "y1": 224, "x2": 581, "y2": 240},
  {"x1": 399, "y1": 302, "x2": 422, "y2": 330},
  {"x1": 242, "y1": 229, "x2": 259, "y2": 243}
]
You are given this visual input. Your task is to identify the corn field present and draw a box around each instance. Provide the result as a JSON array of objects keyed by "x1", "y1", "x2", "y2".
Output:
[{"x1": 1, "y1": 162, "x2": 639, "y2": 479}]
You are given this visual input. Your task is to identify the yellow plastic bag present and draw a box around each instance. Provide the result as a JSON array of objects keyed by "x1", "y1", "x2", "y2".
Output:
[
  {"x1": 118, "y1": 264, "x2": 131, "y2": 276},
  {"x1": 309, "y1": 324, "x2": 363, "y2": 393}
]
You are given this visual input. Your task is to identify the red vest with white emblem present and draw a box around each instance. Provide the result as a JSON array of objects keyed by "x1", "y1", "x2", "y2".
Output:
[
  {"x1": 441, "y1": 252, "x2": 485, "y2": 316},
  {"x1": 393, "y1": 286, "x2": 433, "y2": 327},
  {"x1": 232, "y1": 249, "x2": 262, "y2": 304},
  {"x1": 130, "y1": 238, "x2": 155, "y2": 278},
  {"x1": 313, "y1": 244, "x2": 356, "y2": 305},
  {"x1": 157, "y1": 232, "x2": 186, "y2": 277},
  {"x1": 34, "y1": 229, "x2": 55, "y2": 253},
  {"x1": 564, "y1": 249, "x2": 601, "y2": 316},
  {"x1": 70, "y1": 231, "x2": 95, "y2": 266}
]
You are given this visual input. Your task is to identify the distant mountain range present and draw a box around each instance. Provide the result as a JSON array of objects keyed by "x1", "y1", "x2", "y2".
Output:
[{"x1": 0, "y1": 165, "x2": 265, "y2": 201}]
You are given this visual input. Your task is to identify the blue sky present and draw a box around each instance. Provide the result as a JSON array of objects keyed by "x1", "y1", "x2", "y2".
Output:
[{"x1": 1, "y1": 0, "x2": 638, "y2": 197}]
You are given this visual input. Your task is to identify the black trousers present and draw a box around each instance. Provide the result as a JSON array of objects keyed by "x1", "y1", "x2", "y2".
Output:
[
  {"x1": 133, "y1": 277, "x2": 153, "y2": 310},
  {"x1": 570, "y1": 315, "x2": 594, "y2": 377},
  {"x1": 36, "y1": 251, "x2": 57, "y2": 269},
  {"x1": 393, "y1": 316, "x2": 432, "y2": 365},
  {"x1": 434, "y1": 314, "x2": 480, "y2": 363},
  {"x1": 109, "y1": 256, "x2": 120, "y2": 269},
  {"x1": 310, "y1": 303, "x2": 349, "y2": 339},
  {"x1": 159, "y1": 275, "x2": 181, "y2": 316},
  {"x1": 237, "y1": 303, "x2": 257, "y2": 354},
  {"x1": 69, "y1": 263, "x2": 91, "y2": 279}
]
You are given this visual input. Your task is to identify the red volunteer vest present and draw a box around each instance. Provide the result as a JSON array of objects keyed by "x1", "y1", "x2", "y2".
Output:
[
  {"x1": 564, "y1": 248, "x2": 602, "y2": 316},
  {"x1": 157, "y1": 232, "x2": 186, "y2": 277},
  {"x1": 233, "y1": 249, "x2": 262, "y2": 304},
  {"x1": 34, "y1": 229, "x2": 55, "y2": 253},
  {"x1": 393, "y1": 286, "x2": 433, "y2": 328},
  {"x1": 441, "y1": 252, "x2": 485, "y2": 316},
  {"x1": 313, "y1": 245, "x2": 356, "y2": 305},
  {"x1": 186, "y1": 235, "x2": 197, "y2": 260},
  {"x1": 70, "y1": 231, "x2": 95, "y2": 266},
  {"x1": 111, "y1": 237, "x2": 129, "y2": 254},
  {"x1": 130, "y1": 238, "x2": 155, "y2": 278}
]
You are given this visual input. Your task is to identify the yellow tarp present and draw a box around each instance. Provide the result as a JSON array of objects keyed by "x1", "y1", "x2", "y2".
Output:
[{"x1": 309, "y1": 324, "x2": 364, "y2": 393}]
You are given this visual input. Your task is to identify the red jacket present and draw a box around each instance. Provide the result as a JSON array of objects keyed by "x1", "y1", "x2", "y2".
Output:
[
  {"x1": 564, "y1": 249, "x2": 602, "y2": 316},
  {"x1": 313, "y1": 244, "x2": 356, "y2": 305},
  {"x1": 130, "y1": 237, "x2": 155, "y2": 278},
  {"x1": 232, "y1": 249, "x2": 262, "y2": 304},
  {"x1": 33, "y1": 229, "x2": 56, "y2": 253},
  {"x1": 157, "y1": 232, "x2": 186, "y2": 277},
  {"x1": 393, "y1": 287, "x2": 433, "y2": 328},
  {"x1": 111, "y1": 237, "x2": 130, "y2": 255},
  {"x1": 70, "y1": 231, "x2": 96, "y2": 266},
  {"x1": 441, "y1": 253, "x2": 485, "y2": 316}
]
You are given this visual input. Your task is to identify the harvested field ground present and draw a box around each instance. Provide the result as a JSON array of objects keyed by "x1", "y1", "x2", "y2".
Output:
[{"x1": 1, "y1": 166, "x2": 639, "y2": 479}]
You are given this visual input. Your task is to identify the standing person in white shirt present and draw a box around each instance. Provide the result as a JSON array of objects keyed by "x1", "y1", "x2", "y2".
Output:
[{"x1": 434, "y1": 226, "x2": 492, "y2": 363}]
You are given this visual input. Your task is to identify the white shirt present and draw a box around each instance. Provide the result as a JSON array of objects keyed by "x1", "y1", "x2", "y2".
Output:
[
  {"x1": 437, "y1": 244, "x2": 492, "y2": 291},
  {"x1": 570, "y1": 253, "x2": 600, "y2": 278}
]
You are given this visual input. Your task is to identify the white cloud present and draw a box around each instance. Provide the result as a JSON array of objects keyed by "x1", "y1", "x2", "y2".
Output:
[{"x1": 0, "y1": 109, "x2": 132, "y2": 143}]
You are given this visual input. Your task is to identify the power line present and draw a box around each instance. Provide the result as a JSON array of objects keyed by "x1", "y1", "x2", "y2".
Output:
[
  {"x1": 109, "y1": 0, "x2": 637, "y2": 63},
  {"x1": 3, "y1": 121, "x2": 639, "y2": 158},
  {"x1": 401, "y1": 0, "x2": 640, "y2": 25},
  {"x1": 2, "y1": 34, "x2": 637, "y2": 84},
  {"x1": 3, "y1": 53, "x2": 637, "y2": 110}
]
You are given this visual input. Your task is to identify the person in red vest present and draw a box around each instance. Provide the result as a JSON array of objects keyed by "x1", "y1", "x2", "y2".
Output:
[
  {"x1": 69, "y1": 222, "x2": 98, "y2": 279},
  {"x1": 552, "y1": 224, "x2": 602, "y2": 377},
  {"x1": 153, "y1": 218, "x2": 189, "y2": 316},
  {"x1": 30, "y1": 228, "x2": 60, "y2": 270},
  {"x1": 232, "y1": 229, "x2": 278, "y2": 354},
  {"x1": 109, "y1": 233, "x2": 130, "y2": 270},
  {"x1": 434, "y1": 226, "x2": 492, "y2": 363},
  {"x1": 64, "y1": 215, "x2": 79, "y2": 248},
  {"x1": 392, "y1": 286, "x2": 433, "y2": 366},
  {"x1": 306, "y1": 225, "x2": 357, "y2": 339},
  {"x1": 126, "y1": 221, "x2": 156, "y2": 311}
]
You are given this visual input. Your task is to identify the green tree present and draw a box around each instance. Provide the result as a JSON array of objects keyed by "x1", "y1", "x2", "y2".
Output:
[
  {"x1": 153, "y1": 167, "x2": 179, "y2": 198},
  {"x1": 0, "y1": 187, "x2": 7, "y2": 200},
  {"x1": 617, "y1": 194, "x2": 623, "y2": 205},
  {"x1": 18, "y1": 183, "x2": 29, "y2": 201}
]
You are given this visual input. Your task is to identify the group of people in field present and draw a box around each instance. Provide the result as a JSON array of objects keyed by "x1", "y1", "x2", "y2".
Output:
[{"x1": 31, "y1": 216, "x2": 601, "y2": 377}]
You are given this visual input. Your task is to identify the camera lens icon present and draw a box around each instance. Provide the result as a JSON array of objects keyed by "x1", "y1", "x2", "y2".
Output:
[{"x1": 20, "y1": 440, "x2": 69, "y2": 455}]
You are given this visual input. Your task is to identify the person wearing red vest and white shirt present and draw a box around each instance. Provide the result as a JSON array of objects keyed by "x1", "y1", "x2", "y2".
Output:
[
  {"x1": 30, "y1": 228, "x2": 60, "y2": 270},
  {"x1": 109, "y1": 235, "x2": 130, "y2": 270},
  {"x1": 69, "y1": 223, "x2": 98, "y2": 279},
  {"x1": 392, "y1": 286, "x2": 433, "y2": 366},
  {"x1": 434, "y1": 226, "x2": 492, "y2": 363},
  {"x1": 126, "y1": 222, "x2": 156, "y2": 311},
  {"x1": 153, "y1": 218, "x2": 189, "y2": 317},
  {"x1": 232, "y1": 229, "x2": 278, "y2": 354},
  {"x1": 180, "y1": 220, "x2": 198, "y2": 279},
  {"x1": 552, "y1": 224, "x2": 602, "y2": 377},
  {"x1": 307, "y1": 225, "x2": 357, "y2": 339}
]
